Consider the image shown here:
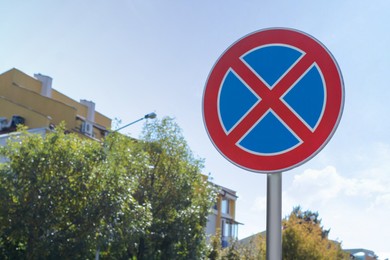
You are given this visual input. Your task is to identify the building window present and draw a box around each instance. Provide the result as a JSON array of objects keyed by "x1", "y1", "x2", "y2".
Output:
[
  {"x1": 221, "y1": 219, "x2": 239, "y2": 248},
  {"x1": 221, "y1": 199, "x2": 230, "y2": 214}
]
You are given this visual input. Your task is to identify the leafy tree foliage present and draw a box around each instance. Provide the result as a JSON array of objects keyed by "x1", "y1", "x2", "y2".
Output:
[
  {"x1": 128, "y1": 117, "x2": 216, "y2": 259},
  {"x1": 211, "y1": 206, "x2": 348, "y2": 260},
  {"x1": 208, "y1": 229, "x2": 222, "y2": 260},
  {"x1": 282, "y1": 206, "x2": 349, "y2": 260},
  {"x1": 0, "y1": 118, "x2": 214, "y2": 259},
  {"x1": 206, "y1": 231, "x2": 265, "y2": 260},
  {"x1": 236, "y1": 233, "x2": 266, "y2": 260},
  {"x1": 0, "y1": 126, "x2": 150, "y2": 259}
]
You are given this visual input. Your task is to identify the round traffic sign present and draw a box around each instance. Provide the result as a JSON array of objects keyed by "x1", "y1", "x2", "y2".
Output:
[{"x1": 202, "y1": 28, "x2": 344, "y2": 173}]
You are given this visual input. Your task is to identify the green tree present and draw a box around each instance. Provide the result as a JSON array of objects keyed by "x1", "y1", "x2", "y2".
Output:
[
  {"x1": 97, "y1": 131, "x2": 152, "y2": 259},
  {"x1": 0, "y1": 126, "x2": 150, "y2": 259},
  {"x1": 236, "y1": 234, "x2": 266, "y2": 260},
  {"x1": 282, "y1": 206, "x2": 349, "y2": 260},
  {"x1": 213, "y1": 234, "x2": 266, "y2": 260},
  {"x1": 208, "y1": 230, "x2": 222, "y2": 260},
  {"x1": 128, "y1": 117, "x2": 216, "y2": 259},
  {"x1": 0, "y1": 118, "x2": 217, "y2": 259},
  {"x1": 221, "y1": 239, "x2": 241, "y2": 260},
  {"x1": 218, "y1": 207, "x2": 347, "y2": 260}
]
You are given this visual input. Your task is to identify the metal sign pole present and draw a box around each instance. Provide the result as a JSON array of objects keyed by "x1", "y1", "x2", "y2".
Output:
[{"x1": 266, "y1": 172, "x2": 282, "y2": 260}]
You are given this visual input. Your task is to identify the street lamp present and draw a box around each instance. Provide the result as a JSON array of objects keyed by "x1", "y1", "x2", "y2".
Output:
[{"x1": 113, "y1": 112, "x2": 157, "y2": 132}]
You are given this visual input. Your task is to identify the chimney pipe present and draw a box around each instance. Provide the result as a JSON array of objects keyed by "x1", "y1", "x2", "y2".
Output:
[
  {"x1": 80, "y1": 99, "x2": 95, "y2": 122},
  {"x1": 34, "y1": 73, "x2": 53, "y2": 98}
]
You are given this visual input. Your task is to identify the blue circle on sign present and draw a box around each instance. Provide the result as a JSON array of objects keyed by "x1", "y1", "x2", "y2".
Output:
[{"x1": 218, "y1": 44, "x2": 326, "y2": 155}]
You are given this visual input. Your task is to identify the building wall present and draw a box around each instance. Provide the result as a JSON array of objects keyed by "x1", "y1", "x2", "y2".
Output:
[
  {"x1": 206, "y1": 184, "x2": 241, "y2": 247},
  {"x1": 0, "y1": 68, "x2": 111, "y2": 140},
  {"x1": 1, "y1": 81, "x2": 77, "y2": 129},
  {"x1": 51, "y1": 89, "x2": 88, "y2": 119},
  {"x1": 0, "y1": 68, "x2": 42, "y2": 94},
  {"x1": 205, "y1": 212, "x2": 217, "y2": 237},
  {"x1": 0, "y1": 97, "x2": 50, "y2": 129},
  {"x1": 95, "y1": 111, "x2": 112, "y2": 130}
]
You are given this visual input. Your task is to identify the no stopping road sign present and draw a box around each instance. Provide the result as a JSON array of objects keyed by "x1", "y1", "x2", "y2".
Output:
[{"x1": 202, "y1": 28, "x2": 344, "y2": 173}]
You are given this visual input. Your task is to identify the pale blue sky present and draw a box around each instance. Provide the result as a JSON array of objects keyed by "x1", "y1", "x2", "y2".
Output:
[{"x1": 2, "y1": 1, "x2": 390, "y2": 258}]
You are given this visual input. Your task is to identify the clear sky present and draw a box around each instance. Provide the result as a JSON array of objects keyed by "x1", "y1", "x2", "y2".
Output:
[{"x1": 1, "y1": 1, "x2": 390, "y2": 258}]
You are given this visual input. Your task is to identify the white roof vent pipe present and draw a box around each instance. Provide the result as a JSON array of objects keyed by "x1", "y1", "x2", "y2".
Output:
[
  {"x1": 80, "y1": 99, "x2": 95, "y2": 122},
  {"x1": 34, "y1": 73, "x2": 53, "y2": 98}
]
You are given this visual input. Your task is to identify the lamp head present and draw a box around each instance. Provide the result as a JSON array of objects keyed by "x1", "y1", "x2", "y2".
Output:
[{"x1": 144, "y1": 112, "x2": 157, "y2": 119}]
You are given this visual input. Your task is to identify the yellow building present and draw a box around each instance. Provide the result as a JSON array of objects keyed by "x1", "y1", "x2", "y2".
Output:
[
  {"x1": 0, "y1": 68, "x2": 111, "y2": 140},
  {"x1": 206, "y1": 184, "x2": 242, "y2": 247}
]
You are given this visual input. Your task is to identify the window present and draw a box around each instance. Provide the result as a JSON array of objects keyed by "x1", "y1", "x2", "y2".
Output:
[
  {"x1": 221, "y1": 199, "x2": 230, "y2": 214},
  {"x1": 221, "y1": 219, "x2": 239, "y2": 248}
]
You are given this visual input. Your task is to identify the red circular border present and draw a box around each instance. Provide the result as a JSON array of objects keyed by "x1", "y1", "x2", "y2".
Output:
[{"x1": 202, "y1": 28, "x2": 344, "y2": 173}]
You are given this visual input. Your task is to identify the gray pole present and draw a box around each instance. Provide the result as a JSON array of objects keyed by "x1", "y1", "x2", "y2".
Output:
[{"x1": 266, "y1": 172, "x2": 282, "y2": 260}]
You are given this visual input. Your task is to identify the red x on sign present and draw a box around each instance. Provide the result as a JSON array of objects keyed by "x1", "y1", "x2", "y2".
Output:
[
  {"x1": 227, "y1": 51, "x2": 316, "y2": 144},
  {"x1": 203, "y1": 28, "x2": 344, "y2": 173}
]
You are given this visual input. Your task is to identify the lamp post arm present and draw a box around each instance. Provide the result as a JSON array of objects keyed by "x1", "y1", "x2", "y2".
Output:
[
  {"x1": 113, "y1": 117, "x2": 144, "y2": 132},
  {"x1": 111, "y1": 112, "x2": 157, "y2": 133}
]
